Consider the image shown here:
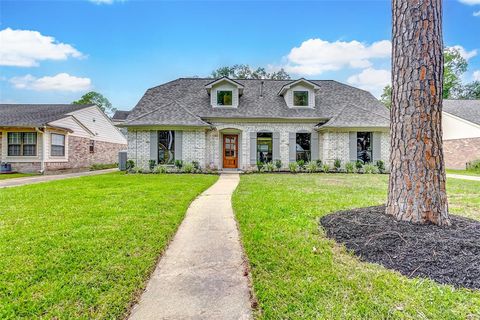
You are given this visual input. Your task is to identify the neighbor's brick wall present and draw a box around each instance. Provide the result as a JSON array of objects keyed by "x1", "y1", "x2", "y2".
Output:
[{"x1": 443, "y1": 137, "x2": 480, "y2": 169}]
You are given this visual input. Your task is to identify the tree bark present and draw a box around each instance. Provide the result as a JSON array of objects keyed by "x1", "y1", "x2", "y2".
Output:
[{"x1": 387, "y1": 0, "x2": 450, "y2": 226}]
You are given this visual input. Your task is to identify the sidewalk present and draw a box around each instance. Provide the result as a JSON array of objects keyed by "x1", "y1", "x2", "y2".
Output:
[{"x1": 446, "y1": 174, "x2": 480, "y2": 182}]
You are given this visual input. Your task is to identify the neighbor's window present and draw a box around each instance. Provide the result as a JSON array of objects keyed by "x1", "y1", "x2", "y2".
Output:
[
  {"x1": 293, "y1": 91, "x2": 309, "y2": 106},
  {"x1": 158, "y1": 130, "x2": 175, "y2": 164},
  {"x1": 8, "y1": 132, "x2": 37, "y2": 156},
  {"x1": 257, "y1": 132, "x2": 273, "y2": 163},
  {"x1": 89, "y1": 140, "x2": 95, "y2": 153},
  {"x1": 296, "y1": 133, "x2": 311, "y2": 161},
  {"x1": 51, "y1": 134, "x2": 65, "y2": 156},
  {"x1": 357, "y1": 132, "x2": 372, "y2": 163},
  {"x1": 217, "y1": 90, "x2": 233, "y2": 106}
]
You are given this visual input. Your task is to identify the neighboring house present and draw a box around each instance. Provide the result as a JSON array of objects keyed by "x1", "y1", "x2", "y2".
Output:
[
  {"x1": 112, "y1": 110, "x2": 130, "y2": 136},
  {"x1": 442, "y1": 100, "x2": 480, "y2": 169},
  {"x1": 0, "y1": 104, "x2": 127, "y2": 173},
  {"x1": 121, "y1": 77, "x2": 390, "y2": 170}
]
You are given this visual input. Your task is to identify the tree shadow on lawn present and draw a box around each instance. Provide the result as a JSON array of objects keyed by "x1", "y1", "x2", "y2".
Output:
[{"x1": 320, "y1": 205, "x2": 480, "y2": 290}]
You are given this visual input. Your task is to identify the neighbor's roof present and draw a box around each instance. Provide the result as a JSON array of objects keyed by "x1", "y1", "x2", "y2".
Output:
[
  {"x1": 443, "y1": 100, "x2": 480, "y2": 126},
  {"x1": 0, "y1": 104, "x2": 93, "y2": 127},
  {"x1": 112, "y1": 110, "x2": 131, "y2": 121},
  {"x1": 124, "y1": 78, "x2": 389, "y2": 128}
]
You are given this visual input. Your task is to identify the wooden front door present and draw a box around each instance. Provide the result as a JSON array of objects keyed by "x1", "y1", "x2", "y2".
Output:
[{"x1": 223, "y1": 135, "x2": 238, "y2": 169}]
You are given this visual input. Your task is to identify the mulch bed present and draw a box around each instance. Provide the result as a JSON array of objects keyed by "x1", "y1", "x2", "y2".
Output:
[{"x1": 320, "y1": 205, "x2": 480, "y2": 290}]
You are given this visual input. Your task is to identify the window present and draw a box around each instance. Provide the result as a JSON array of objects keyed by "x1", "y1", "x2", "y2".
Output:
[
  {"x1": 89, "y1": 140, "x2": 95, "y2": 153},
  {"x1": 357, "y1": 132, "x2": 372, "y2": 163},
  {"x1": 296, "y1": 133, "x2": 311, "y2": 161},
  {"x1": 217, "y1": 90, "x2": 233, "y2": 106},
  {"x1": 257, "y1": 132, "x2": 273, "y2": 163},
  {"x1": 51, "y1": 134, "x2": 65, "y2": 156},
  {"x1": 293, "y1": 91, "x2": 309, "y2": 106},
  {"x1": 158, "y1": 130, "x2": 175, "y2": 164},
  {"x1": 7, "y1": 132, "x2": 37, "y2": 156}
]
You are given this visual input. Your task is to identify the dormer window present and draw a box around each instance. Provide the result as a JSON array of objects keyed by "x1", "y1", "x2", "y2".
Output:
[
  {"x1": 217, "y1": 90, "x2": 233, "y2": 106},
  {"x1": 293, "y1": 91, "x2": 309, "y2": 106}
]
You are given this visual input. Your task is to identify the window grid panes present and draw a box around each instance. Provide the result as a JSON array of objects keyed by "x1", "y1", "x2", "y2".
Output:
[
  {"x1": 257, "y1": 132, "x2": 273, "y2": 163},
  {"x1": 217, "y1": 90, "x2": 233, "y2": 106},
  {"x1": 293, "y1": 91, "x2": 309, "y2": 106},
  {"x1": 158, "y1": 130, "x2": 175, "y2": 164},
  {"x1": 51, "y1": 134, "x2": 65, "y2": 156},
  {"x1": 296, "y1": 133, "x2": 311, "y2": 161},
  {"x1": 357, "y1": 132, "x2": 372, "y2": 163},
  {"x1": 7, "y1": 132, "x2": 37, "y2": 156}
]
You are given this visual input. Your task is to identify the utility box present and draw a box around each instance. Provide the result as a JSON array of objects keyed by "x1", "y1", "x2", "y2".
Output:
[{"x1": 118, "y1": 151, "x2": 128, "y2": 171}]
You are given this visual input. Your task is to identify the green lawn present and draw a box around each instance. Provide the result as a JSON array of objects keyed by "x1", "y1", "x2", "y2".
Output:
[
  {"x1": 0, "y1": 172, "x2": 217, "y2": 319},
  {"x1": 0, "y1": 173, "x2": 36, "y2": 180},
  {"x1": 233, "y1": 174, "x2": 480, "y2": 319},
  {"x1": 447, "y1": 169, "x2": 480, "y2": 177}
]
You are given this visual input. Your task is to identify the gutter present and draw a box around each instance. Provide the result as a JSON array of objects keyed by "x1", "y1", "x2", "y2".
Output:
[{"x1": 35, "y1": 126, "x2": 47, "y2": 174}]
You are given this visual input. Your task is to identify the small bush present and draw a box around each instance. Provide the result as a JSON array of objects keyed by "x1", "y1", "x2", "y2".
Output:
[
  {"x1": 345, "y1": 161, "x2": 356, "y2": 173},
  {"x1": 363, "y1": 163, "x2": 379, "y2": 174},
  {"x1": 174, "y1": 160, "x2": 183, "y2": 169},
  {"x1": 130, "y1": 166, "x2": 143, "y2": 174},
  {"x1": 182, "y1": 162, "x2": 195, "y2": 173},
  {"x1": 355, "y1": 160, "x2": 364, "y2": 170},
  {"x1": 376, "y1": 160, "x2": 386, "y2": 173},
  {"x1": 297, "y1": 160, "x2": 305, "y2": 169},
  {"x1": 263, "y1": 162, "x2": 275, "y2": 172},
  {"x1": 126, "y1": 160, "x2": 135, "y2": 170},
  {"x1": 305, "y1": 161, "x2": 318, "y2": 173},
  {"x1": 192, "y1": 161, "x2": 201, "y2": 171},
  {"x1": 256, "y1": 161, "x2": 264, "y2": 172},
  {"x1": 148, "y1": 160, "x2": 156, "y2": 171},
  {"x1": 274, "y1": 160, "x2": 282, "y2": 170},
  {"x1": 316, "y1": 160, "x2": 323, "y2": 167},
  {"x1": 334, "y1": 158, "x2": 342, "y2": 171},
  {"x1": 289, "y1": 162, "x2": 299, "y2": 173},
  {"x1": 466, "y1": 160, "x2": 480, "y2": 172},
  {"x1": 152, "y1": 165, "x2": 168, "y2": 174},
  {"x1": 321, "y1": 163, "x2": 330, "y2": 173}
]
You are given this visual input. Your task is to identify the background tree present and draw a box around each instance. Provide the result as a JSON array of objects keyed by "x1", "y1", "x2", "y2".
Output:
[
  {"x1": 387, "y1": 0, "x2": 450, "y2": 225},
  {"x1": 380, "y1": 85, "x2": 392, "y2": 108},
  {"x1": 73, "y1": 91, "x2": 116, "y2": 115},
  {"x1": 456, "y1": 81, "x2": 480, "y2": 99},
  {"x1": 443, "y1": 47, "x2": 468, "y2": 99},
  {"x1": 211, "y1": 64, "x2": 291, "y2": 80}
]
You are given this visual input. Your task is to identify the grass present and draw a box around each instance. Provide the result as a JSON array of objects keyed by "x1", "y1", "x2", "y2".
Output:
[
  {"x1": 233, "y1": 174, "x2": 480, "y2": 319},
  {"x1": 0, "y1": 173, "x2": 36, "y2": 180},
  {"x1": 0, "y1": 172, "x2": 217, "y2": 319},
  {"x1": 447, "y1": 169, "x2": 480, "y2": 177}
]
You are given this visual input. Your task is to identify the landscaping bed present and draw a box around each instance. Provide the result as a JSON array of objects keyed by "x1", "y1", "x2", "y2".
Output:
[{"x1": 320, "y1": 205, "x2": 480, "y2": 290}]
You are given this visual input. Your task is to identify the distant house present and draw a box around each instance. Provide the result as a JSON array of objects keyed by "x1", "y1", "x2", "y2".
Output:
[
  {"x1": 120, "y1": 77, "x2": 390, "y2": 170},
  {"x1": 112, "y1": 110, "x2": 130, "y2": 136},
  {"x1": 0, "y1": 104, "x2": 127, "y2": 173},
  {"x1": 442, "y1": 100, "x2": 480, "y2": 169}
]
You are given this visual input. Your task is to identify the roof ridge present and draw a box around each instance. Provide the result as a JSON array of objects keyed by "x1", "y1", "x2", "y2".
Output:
[
  {"x1": 126, "y1": 101, "x2": 176, "y2": 122},
  {"x1": 170, "y1": 100, "x2": 210, "y2": 125}
]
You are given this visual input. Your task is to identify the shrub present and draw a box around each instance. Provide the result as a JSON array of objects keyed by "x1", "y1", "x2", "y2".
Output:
[
  {"x1": 192, "y1": 161, "x2": 201, "y2": 171},
  {"x1": 305, "y1": 161, "x2": 318, "y2": 173},
  {"x1": 256, "y1": 161, "x2": 264, "y2": 171},
  {"x1": 466, "y1": 159, "x2": 480, "y2": 172},
  {"x1": 130, "y1": 166, "x2": 143, "y2": 174},
  {"x1": 182, "y1": 162, "x2": 195, "y2": 173},
  {"x1": 174, "y1": 160, "x2": 183, "y2": 169},
  {"x1": 363, "y1": 163, "x2": 378, "y2": 174},
  {"x1": 334, "y1": 158, "x2": 342, "y2": 171},
  {"x1": 152, "y1": 165, "x2": 168, "y2": 174},
  {"x1": 297, "y1": 160, "x2": 305, "y2": 169},
  {"x1": 274, "y1": 160, "x2": 282, "y2": 170},
  {"x1": 126, "y1": 160, "x2": 135, "y2": 170},
  {"x1": 345, "y1": 161, "x2": 356, "y2": 173},
  {"x1": 316, "y1": 160, "x2": 323, "y2": 167},
  {"x1": 288, "y1": 162, "x2": 299, "y2": 173},
  {"x1": 355, "y1": 160, "x2": 364, "y2": 170},
  {"x1": 321, "y1": 163, "x2": 330, "y2": 173},
  {"x1": 376, "y1": 160, "x2": 386, "y2": 173},
  {"x1": 148, "y1": 160, "x2": 156, "y2": 171},
  {"x1": 263, "y1": 162, "x2": 275, "y2": 172}
]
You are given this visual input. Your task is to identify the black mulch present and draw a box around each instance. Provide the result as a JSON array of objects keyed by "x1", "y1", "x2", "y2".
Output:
[{"x1": 320, "y1": 205, "x2": 480, "y2": 290}]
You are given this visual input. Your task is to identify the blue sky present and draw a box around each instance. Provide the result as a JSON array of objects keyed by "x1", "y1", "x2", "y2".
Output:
[{"x1": 0, "y1": 0, "x2": 479, "y2": 110}]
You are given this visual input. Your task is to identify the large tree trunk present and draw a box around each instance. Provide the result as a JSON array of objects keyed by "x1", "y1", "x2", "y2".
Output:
[{"x1": 387, "y1": 0, "x2": 450, "y2": 226}]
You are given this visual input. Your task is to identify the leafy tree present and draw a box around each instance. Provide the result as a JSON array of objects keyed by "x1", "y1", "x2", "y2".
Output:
[
  {"x1": 456, "y1": 81, "x2": 480, "y2": 99},
  {"x1": 380, "y1": 85, "x2": 392, "y2": 108},
  {"x1": 73, "y1": 91, "x2": 116, "y2": 115},
  {"x1": 211, "y1": 64, "x2": 291, "y2": 80},
  {"x1": 443, "y1": 47, "x2": 468, "y2": 99}
]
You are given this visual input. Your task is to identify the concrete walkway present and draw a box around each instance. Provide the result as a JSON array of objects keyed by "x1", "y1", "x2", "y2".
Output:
[
  {"x1": 446, "y1": 173, "x2": 480, "y2": 181},
  {"x1": 0, "y1": 168, "x2": 118, "y2": 188},
  {"x1": 129, "y1": 173, "x2": 252, "y2": 320}
]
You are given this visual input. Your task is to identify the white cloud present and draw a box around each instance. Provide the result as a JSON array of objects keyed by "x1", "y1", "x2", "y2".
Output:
[
  {"x1": 0, "y1": 28, "x2": 83, "y2": 67},
  {"x1": 474, "y1": 10, "x2": 480, "y2": 16},
  {"x1": 10, "y1": 73, "x2": 91, "y2": 92},
  {"x1": 347, "y1": 68, "x2": 390, "y2": 97},
  {"x1": 473, "y1": 71, "x2": 480, "y2": 81},
  {"x1": 281, "y1": 38, "x2": 391, "y2": 76},
  {"x1": 458, "y1": 0, "x2": 480, "y2": 4},
  {"x1": 448, "y1": 45, "x2": 477, "y2": 60}
]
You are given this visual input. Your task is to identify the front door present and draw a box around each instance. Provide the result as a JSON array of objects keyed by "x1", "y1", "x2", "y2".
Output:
[{"x1": 223, "y1": 135, "x2": 238, "y2": 169}]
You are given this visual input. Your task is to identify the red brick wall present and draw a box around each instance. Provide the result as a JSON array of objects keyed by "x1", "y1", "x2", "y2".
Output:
[{"x1": 443, "y1": 137, "x2": 480, "y2": 169}]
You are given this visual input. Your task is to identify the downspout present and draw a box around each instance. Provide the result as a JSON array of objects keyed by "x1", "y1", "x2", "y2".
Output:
[{"x1": 35, "y1": 126, "x2": 46, "y2": 174}]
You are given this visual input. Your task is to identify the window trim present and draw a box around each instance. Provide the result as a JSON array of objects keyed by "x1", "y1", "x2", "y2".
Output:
[
  {"x1": 7, "y1": 132, "x2": 37, "y2": 157},
  {"x1": 50, "y1": 133, "x2": 66, "y2": 157},
  {"x1": 293, "y1": 90, "x2": 309, "y2": 107},
  {"x1": 216, "y1": 90, "x2": 233, "y2": 106}
]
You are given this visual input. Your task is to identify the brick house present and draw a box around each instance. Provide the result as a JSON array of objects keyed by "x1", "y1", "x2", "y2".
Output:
[
  {"x1": 0, "y1": 104, "x2": 127, "y2": 173},
  {"x1": 442, "y1": 100, "x2": 480, "y2": 169},
  {"x1": 120, "y1": 77, "x2": 390, "y2": 170}
]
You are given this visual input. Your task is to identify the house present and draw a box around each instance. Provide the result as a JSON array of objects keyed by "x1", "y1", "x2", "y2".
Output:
[
  {"x1": 112, "y1": 110, "x2": 130, "y2": 136},
  {"x1": 0, "y1": 104, "x2": 127, "y2": 173},
  {"x1": 120, "y1": 77, "x2": 390, "y2": 170},
  {"x1": 442, "y1": 100, "x2": 480, "y2": 169}
]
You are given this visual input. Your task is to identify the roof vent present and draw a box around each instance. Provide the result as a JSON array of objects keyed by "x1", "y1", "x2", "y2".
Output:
[{"x1": 260, "y1": 81, "x2": 264, "y2": 97}]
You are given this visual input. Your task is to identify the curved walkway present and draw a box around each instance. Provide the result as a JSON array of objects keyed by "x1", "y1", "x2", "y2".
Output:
[
  {"x1": 128, "y1": 173, "x2": 252, "y2": 320},
  {"x1": 446, "y1": 173, "x2": 480, "y2": 181}
]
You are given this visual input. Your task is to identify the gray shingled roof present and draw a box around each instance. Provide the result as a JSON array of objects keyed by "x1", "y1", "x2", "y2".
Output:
[
  {"x1": 0, "y1": 104, "x2": 93, "y2": 127},
  {"x1": 317, "y1": 104, "x2": 389, "y2": 129},
  {"x1": 112, "y1": 110, "x2": 130, "y2": 121},
  {"x1": 443, "y1": 100, "x2": 480, "y2": 126},
  {"x1": 124, "y1": 78, "x2": 389, "y2": 128}
]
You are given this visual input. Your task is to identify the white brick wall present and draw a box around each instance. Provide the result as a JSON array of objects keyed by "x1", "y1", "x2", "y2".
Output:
[
  {"x1": 183, "y1": 130, "x2": 206, "y2": 165},
  {"x1": 321, "y1": 131, "x2": 350, "y2": 166},
  {"x1": 127, "y1": 130, "x2": 150, "y2": 168}
]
